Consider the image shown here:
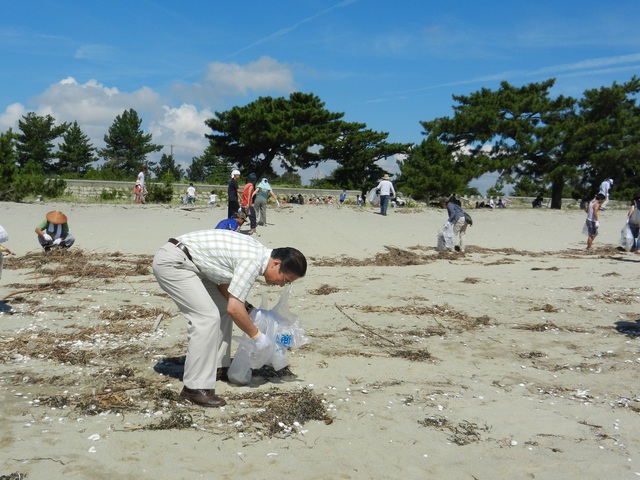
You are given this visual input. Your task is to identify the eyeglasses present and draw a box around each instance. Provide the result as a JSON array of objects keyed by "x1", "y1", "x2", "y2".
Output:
[{"x1": 279, "y1": 268, "x2": 291, "y2": 286}]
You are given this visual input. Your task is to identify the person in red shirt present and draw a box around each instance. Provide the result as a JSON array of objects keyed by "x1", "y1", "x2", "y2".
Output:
[{"x1": 241, "y1": 173, "x2": 258, "y2": 235}]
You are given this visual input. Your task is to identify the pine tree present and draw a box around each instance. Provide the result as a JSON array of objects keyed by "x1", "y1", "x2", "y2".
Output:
[
  {"x1": 98, "y1": 109, "x2": 162, "y2": 179},
  {"x1": 56, "y1": 121, "x2": 97, "y2": 176}
]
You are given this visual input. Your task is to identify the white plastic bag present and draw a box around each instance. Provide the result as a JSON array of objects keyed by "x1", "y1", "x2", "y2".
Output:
[
  {"x1": 436, "y1": 223, "x2": 454, "y2": 251},
  {"x1": 619, "y1": 223, "x2": 634, "y2": 252},
  {"x1": 228, "y1": 289, "x2": 310, "y2": 385},
  {"x1": 226, "y1": 341, "x2": 255, "y2": 385},
  {"x1": 0, "y1": 225, "x2": 8, "y2": 244},
  {"x1": 367, "y1": 188, "x2": 380, "y2": 207}
]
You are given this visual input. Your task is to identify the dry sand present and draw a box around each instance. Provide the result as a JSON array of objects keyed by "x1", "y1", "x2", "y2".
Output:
[{"x1": 1, "y1": 200, "x2": 639, "y2": 479}]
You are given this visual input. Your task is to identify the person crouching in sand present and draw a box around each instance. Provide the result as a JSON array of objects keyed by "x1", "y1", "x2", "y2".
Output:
[{"x1": 35, "y1": 210, "x2": 75, "y2": 252}]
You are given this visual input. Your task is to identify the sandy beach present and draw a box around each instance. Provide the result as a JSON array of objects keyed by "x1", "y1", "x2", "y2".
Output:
[{"x1": 1, "y1": 200, "x2": 639, "y2": 479}]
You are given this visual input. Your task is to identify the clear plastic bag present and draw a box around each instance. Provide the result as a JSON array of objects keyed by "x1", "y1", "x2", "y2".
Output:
[
  {"x1": 367, "y1": 188, "x2": 380, "y2": 207},
  {"x1": 228, "y1": 288, "x2": 310, "y2": 385},
  {"x1": 436, "y1": 223, "x2": 454, "y2": 251},
  {"x1": 0, "y1": 225, "x2": 8, "y2": 244},
  {"x1": 619, "y1": 223, "x2": 634, "y2": 252}
]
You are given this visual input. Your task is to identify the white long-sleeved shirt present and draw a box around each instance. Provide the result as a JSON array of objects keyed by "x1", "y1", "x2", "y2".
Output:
[{"x1": 376, "y1": 179, "x2": 395, "y2": 197}]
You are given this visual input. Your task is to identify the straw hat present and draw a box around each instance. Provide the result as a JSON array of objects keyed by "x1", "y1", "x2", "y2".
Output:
[
  {"x1": 46, "y1": 210, "x2": 67, "y2": 224},
  {"x1": 382, "y1": 174, "x2": 390, "y2": 180}
]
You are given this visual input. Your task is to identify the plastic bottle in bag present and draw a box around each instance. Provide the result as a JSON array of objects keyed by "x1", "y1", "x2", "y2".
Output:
[{"x1": 228, "y1": 289, "x2": 310, "y2": 385}]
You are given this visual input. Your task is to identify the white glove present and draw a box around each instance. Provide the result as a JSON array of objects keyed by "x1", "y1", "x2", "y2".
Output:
[
  {"x1": 43, "y1": 234, "x2": 52, "y2": 242},
  {"x1": 595, "y1": 221, "x2": 600, "y2": 228},
  {"x1": 276, "y1": 201, "x2": 280, "y2": 207},
  {"x1": 252, "y1": 331, "x2": 270, "y2": 350},
  {"x1": 249, "y1": 331, "x2": 274, "y2": 368},
  {"x1": 52, "y1": 238, "x2": 62, "y2": 245}
]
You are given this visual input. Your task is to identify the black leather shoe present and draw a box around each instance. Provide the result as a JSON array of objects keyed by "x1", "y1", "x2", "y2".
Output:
[{"x1": 180, "y1": 387, "x2": 226, "y2": 408}]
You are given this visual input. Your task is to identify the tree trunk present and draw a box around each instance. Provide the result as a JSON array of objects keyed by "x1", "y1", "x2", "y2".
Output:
[{"x1": 550, "y1": 178, "x2": 564, "y2": 209}]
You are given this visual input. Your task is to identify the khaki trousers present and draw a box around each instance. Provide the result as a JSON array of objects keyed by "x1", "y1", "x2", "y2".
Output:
[
  {"x1": 453, "y1": 217, "x2": 468, "y2": 251},
  {"x1": 152, "y1": 243, "x2": 232, "y2": 389}
]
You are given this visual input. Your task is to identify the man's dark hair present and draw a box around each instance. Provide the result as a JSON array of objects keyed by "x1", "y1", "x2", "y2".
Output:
[
  {"x1": 595, "y1": 193, "x2": 606, "y2": 201},
  {"x1": 272, "y1": 247, "x2": 307, "y2": 277}
]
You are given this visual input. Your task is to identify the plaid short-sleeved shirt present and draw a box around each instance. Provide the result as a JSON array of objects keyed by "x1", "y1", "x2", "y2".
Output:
[{"x1": 177, "y1": 230, "x2": 272, "y2": 302}]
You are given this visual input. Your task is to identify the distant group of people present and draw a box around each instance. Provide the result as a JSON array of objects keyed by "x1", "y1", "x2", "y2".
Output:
[
  {"x1": 130, "y1": 166, "x2": 407, "y2": 224},
  {"x1": 476, "y1": 197, "x2": 507, "y2": 209},
  {"x1": 130, "y1": 166, "x2": 281, "y2": 237},
  {"x1": 224, "y1": 170, "x2": 281, "y2": 236},
  {"x1": 580, "y1": 177, "x2": 640, "y2": 252},
  {"x1": 582, "y1": 178, "x2": 640, "y2": 253},
  {"x1": 285, "y1": 194, "x2": 306, "y2": 204}
]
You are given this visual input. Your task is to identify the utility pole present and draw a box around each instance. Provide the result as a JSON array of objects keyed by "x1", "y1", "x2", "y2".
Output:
[{"x1": 170, "y1": 145, "x2": 174, "y2": 157}]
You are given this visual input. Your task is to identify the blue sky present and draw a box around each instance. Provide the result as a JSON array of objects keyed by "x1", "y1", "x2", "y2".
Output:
[{"x1": 1, "y1": 1, "x2": 639, "y2": 190}]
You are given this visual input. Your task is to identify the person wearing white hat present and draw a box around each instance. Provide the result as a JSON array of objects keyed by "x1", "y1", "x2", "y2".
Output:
[
  {"x1": 375, "y1": 174, "x2": 396, "y2": 216},
  {"x1": 598, "y1": 178, "x2": 613, "y2": 211},
  {"x1": 228, "y1": 169, "x2": 241, "y2": 218},
  {"x1": 35, "y1": 210, "x2": 75, "y2": 251}
]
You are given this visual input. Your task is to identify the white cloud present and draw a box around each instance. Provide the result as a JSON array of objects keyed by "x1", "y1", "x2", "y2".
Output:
[
  {"x1": 25, "y1": 77, "x2": 161, "y2": 147},
  {"x1": 205, "y1": 56, "x2": 294, "y2": 95},
  {"x1": 0, "y1": 102, "x2": 27, "y2": 131},
  {"x1": 0, "y1": 60, "x2": 305, "y2": 178},
  {"x1": 148, "y1": 104, "x2": 213, "y2": 159}
]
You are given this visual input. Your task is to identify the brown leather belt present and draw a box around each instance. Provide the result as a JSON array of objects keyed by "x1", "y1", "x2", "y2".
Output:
[{"x1": 168, "y1": 238, "x2": 193, "y2": 261}]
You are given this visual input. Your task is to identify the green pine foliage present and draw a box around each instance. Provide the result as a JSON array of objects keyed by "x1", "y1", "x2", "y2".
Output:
[
  {"x1": 145, "y1": 178, "x2": 175, "y2": 203},
  {"x1": 205, "y1": 92, "x2": 344, "y2": 178},
  {"x1": 396, "y1": 136, "x2": 479, "y2": 201},
  {"x1": 98, "y1": 109, "x2": 162, "y2": 180},
  {"x1": 56, "y1": 121, "x2": 97, "y2": 176}
]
